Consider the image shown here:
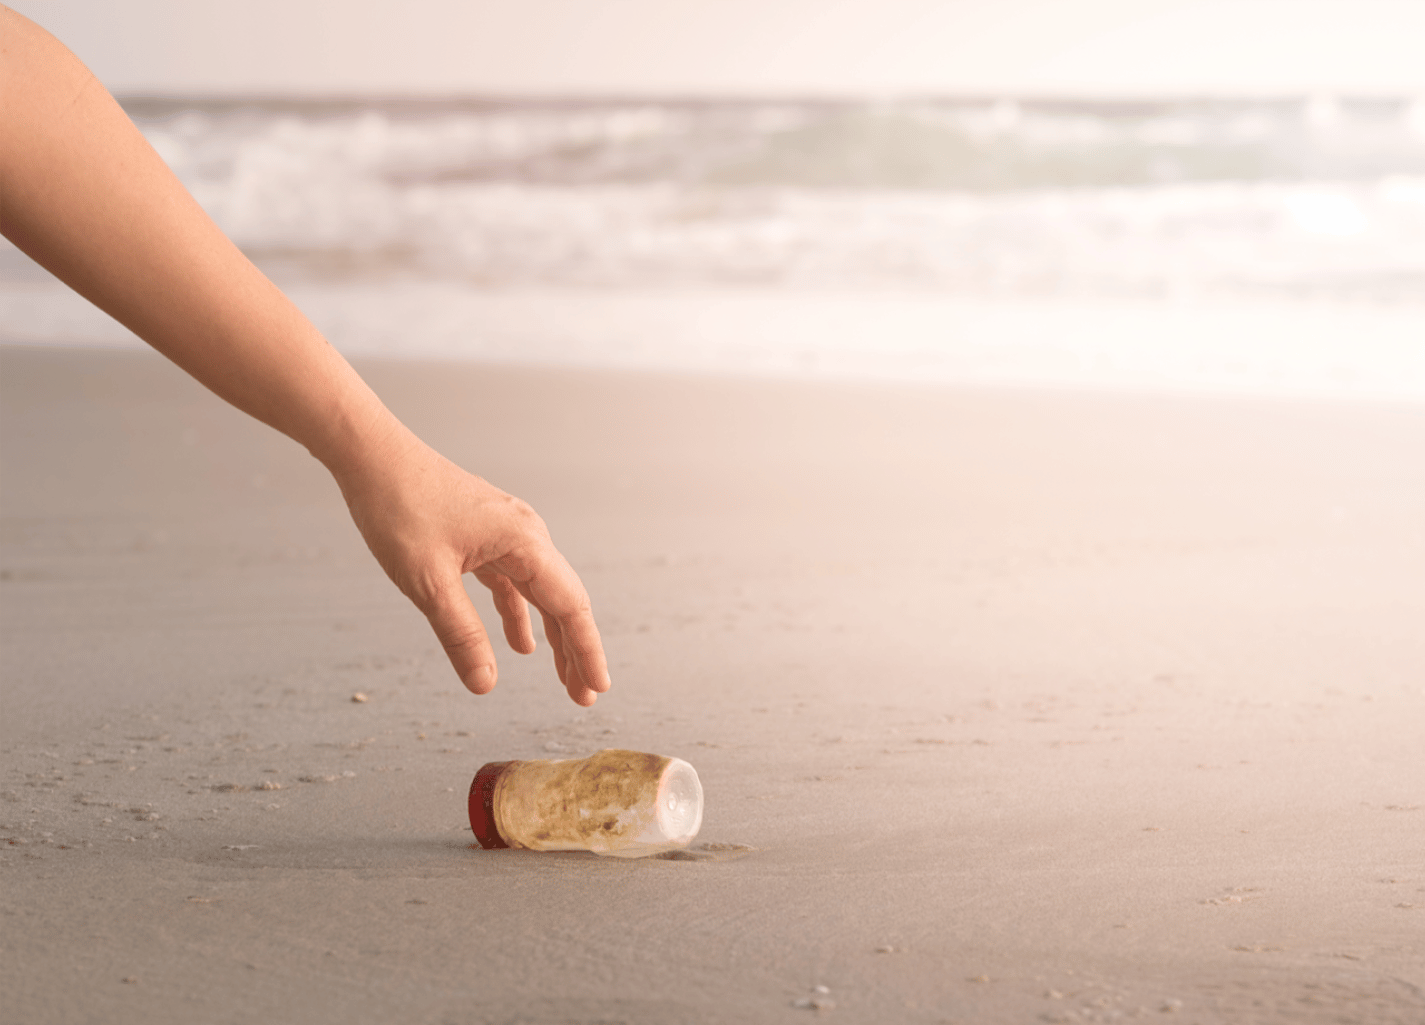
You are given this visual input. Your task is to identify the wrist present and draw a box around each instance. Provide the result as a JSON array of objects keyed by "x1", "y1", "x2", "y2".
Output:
[{"x1": 301, "y1": 369, "x2": 415, "y2": 493}]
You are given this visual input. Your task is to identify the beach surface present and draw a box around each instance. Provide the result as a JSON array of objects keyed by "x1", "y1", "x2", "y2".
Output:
[{"x1": 2, "y1": 345, "x2": 1423, "y2": 1024}]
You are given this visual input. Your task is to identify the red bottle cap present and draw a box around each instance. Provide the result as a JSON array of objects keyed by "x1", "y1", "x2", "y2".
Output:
[{"x1": 468, "y1": 760, "x2": 515, "y2": 849}]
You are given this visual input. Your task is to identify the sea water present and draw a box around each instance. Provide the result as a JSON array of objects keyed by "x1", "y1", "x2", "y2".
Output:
[{"x1": 3, "y1": 95, "x2": 1424, "y2": 398}]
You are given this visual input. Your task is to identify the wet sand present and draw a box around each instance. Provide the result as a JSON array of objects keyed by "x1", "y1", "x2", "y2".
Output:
[{"x1": 2, "y1": 345, "x2": 1423, "y2": 1024}]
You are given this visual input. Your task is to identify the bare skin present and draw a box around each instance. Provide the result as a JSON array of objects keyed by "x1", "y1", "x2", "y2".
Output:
[{"x1": 0, "y1": 6, "x2": 611, "y2": 705}]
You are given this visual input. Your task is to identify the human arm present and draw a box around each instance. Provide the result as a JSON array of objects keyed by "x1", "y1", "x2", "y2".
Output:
[{"x1": 0, "y1": 6, "x2": 610, "y2": 704}]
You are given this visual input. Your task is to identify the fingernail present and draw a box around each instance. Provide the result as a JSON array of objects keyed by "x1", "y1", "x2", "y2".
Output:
[{"x1": 471, "y1": 665, "x2": 496, "y2": 693}]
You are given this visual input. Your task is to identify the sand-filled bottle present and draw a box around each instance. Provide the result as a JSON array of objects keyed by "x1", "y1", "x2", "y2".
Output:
[{"x1": 469, "y1": 748, "x2": 703, "y2": 859}]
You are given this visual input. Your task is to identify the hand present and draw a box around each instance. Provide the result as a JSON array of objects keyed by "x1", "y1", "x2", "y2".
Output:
[{"x1": 334, "y1": 425, "x2": 611, "y2": 706}]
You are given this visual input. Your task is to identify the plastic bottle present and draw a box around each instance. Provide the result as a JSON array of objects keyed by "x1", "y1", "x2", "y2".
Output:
[{"x1": 468, "y1": 748, "x2": 703, "y2": 858}]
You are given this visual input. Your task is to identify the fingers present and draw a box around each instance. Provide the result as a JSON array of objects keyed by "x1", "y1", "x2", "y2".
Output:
[
  {"x1": 459, "y1": 558, "x2": 608, "y2": 707},
  {"x1": 475, "y1": 567, "x2": 536, "y2": 655},
  {"x1": 537, "y1": 603, "x2": 608, "y2": 707},
  {"x1": 431, "y1": 554, "x2": 607, "y2": 707},
  {"x1": 555, "y1": 606, "x2": 611, "y2": 702},
  {"x1": 499, "y1": 546, "x2": 610, "y2": 705},
  {"x1": 538, "y1": 608, "x2": 574, "y2": 698},
  {"x1": 421, "y1": 579, "x2": 499, "y2": 695}
]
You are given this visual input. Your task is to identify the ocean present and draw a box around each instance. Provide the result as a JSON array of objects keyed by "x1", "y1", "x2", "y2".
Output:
[{"x1": 3, "y1": 95, "x2": 1424, "y2": 397}]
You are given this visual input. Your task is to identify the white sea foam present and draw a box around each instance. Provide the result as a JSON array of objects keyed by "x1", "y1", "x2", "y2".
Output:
[
  {"x1": 122, "y1": 98, "x2": 1425, "y2": 301},
  {"x1": 4, "y1": 96, "x2": 1424, "y2": 398}
]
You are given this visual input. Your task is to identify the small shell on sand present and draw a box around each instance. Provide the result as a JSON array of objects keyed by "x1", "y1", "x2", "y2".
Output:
[{"x1": 351, "y1": 693, "x2": 368, "y2": 703}]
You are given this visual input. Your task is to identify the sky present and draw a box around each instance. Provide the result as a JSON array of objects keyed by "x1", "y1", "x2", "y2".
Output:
[{"x1": 11, "y1": 0, "x2": 1425, "y2": 97}]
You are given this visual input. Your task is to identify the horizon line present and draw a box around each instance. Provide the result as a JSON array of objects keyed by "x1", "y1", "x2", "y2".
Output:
[{"x1": 117, "y1": 90, "x2": 1424, "y2": 114}]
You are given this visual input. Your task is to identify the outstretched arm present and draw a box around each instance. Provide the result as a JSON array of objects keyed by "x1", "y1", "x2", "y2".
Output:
[{"x1": 0, "y1": 6, "x2": 611, "y2": 705}]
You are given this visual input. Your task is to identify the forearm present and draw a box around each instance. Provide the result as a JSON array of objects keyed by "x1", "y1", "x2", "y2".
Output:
[{"x1": 0, "y1": 8, "x2": 396, "y2": 479}]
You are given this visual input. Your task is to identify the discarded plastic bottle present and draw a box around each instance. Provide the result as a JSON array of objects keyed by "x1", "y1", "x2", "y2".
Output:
[{"x1": 469, "y1": 748, "x2": 703, "y2": 859}]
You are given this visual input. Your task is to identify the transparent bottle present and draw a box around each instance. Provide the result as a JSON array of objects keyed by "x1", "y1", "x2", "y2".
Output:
[{"x1": 469, "y1": 748, "x2": 703, "y2": 859}]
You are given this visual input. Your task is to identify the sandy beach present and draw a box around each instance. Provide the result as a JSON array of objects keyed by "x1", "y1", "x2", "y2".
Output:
[{"x1": 2, "y1": 344, "x2": 1423, "y2": 1024}]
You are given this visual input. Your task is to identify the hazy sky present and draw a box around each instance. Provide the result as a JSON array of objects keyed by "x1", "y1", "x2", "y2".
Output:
[{"x1": 12, "y1": 0, "x2": 1425, "y2": 96}]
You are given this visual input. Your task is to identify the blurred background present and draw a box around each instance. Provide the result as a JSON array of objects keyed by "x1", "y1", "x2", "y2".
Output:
[{"x1": 4, "y1": 0, "x2": 1425, "y2": 397}]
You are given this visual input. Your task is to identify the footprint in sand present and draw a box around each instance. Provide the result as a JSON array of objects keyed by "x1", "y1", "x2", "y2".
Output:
[{"x1": 654, "y1": 841, "x2": 756, "y2": 862}]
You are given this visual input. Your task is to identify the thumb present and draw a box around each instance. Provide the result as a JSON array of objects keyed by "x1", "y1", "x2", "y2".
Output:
[{"x1": 421, "y1": 579, "x2": 499, "y2": 695}]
